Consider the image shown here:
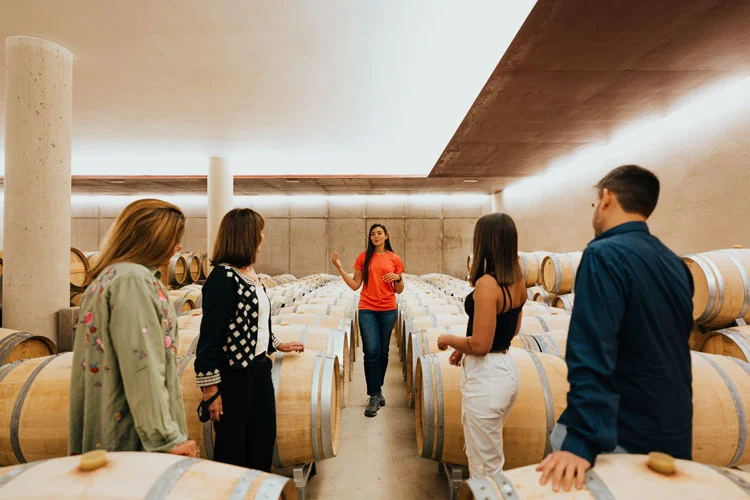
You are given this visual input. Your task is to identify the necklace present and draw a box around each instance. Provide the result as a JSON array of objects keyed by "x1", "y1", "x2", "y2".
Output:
[{"x1": 233, "y1": 266, "x2": 258, "y2": 285}]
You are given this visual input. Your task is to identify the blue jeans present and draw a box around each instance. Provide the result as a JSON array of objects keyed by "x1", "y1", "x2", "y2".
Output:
[{"x1": 358, "y1": 309, "x2": 398, "y2": 396}]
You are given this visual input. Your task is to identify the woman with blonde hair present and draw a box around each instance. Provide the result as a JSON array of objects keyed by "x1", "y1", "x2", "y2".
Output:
[
  {"x1": 437, "y1": 213, "x2": 525, "y2": 477},
  {"x1": 69, "y1": 199, "x2": 196, "y2": 458},
  {"x1": 195, "y1": 208, "x2": 303, "y2": 471}
]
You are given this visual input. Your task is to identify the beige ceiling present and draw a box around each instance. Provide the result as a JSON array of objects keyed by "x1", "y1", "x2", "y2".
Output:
[
  {"x1": 2, "y1": 0, "x2": 750, "y2": 195},
  {"x1": 431, "y1": 0, "x2": 750, "y2": 180},
  {"x1": 0, "y1": 0, "x2": 534, "y2": 184}
]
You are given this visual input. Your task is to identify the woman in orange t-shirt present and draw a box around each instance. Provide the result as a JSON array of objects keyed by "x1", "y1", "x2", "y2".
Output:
[{"x1": 331, "y1": 223, "x2": 405, "y2": 417}]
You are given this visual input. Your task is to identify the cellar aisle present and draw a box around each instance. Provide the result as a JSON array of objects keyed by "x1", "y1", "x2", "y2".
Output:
[{"x1": 305, "y1": 334, "x2": 447, "y2": 499}]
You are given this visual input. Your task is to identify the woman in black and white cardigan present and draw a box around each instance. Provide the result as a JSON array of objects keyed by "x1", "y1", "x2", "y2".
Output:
[{"x1": 195, "y1": 208, "x2": 303, "y2": 471}]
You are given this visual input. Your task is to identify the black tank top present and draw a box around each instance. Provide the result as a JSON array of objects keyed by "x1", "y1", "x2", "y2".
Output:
[{"x1": 465, "y1": 279, "x2": 524, "y2": 352}]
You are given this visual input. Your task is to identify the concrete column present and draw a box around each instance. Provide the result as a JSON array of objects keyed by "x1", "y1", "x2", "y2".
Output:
[
  {"x1": 3, "y1": 37, "x2": 73, "y2": 343},
  {"x1": 207, "y1": 157, "x2": 233, "y2": 261}
]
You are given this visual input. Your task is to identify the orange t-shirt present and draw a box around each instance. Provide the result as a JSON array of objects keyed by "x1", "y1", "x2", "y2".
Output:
[{"x1": 354, "y1": 251, "x2": 404, "y2": 311}]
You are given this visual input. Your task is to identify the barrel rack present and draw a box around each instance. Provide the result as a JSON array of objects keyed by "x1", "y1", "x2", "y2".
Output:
[
  {"x1": 440, "y1": 462, "x2": 468, "y2": 500},
  {"x1": 276, "y1": 462, "x2": 317, "y2": 500}
]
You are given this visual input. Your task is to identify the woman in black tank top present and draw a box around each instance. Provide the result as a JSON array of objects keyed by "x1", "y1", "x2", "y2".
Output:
[{"x1": 437, "y1": 213, "x2": 525, "y2": 477}]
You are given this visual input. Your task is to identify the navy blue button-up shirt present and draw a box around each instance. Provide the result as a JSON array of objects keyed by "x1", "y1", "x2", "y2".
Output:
[{"x1": 558, "y1": 221, "x2": 694, "y2": 464}]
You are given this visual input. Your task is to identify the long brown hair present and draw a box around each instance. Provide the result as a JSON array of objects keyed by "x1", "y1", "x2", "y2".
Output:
[
  {"x1": 362, "y1": 223, "x2": 394, "y2": 286},
  {"x1": 90, "y1": 199, "x2": 185, "y2": 279},
  {"x1": 211, "y1": 208, "x2": 265, "y2": 268},
  {"x1": 469, "y1": 213, "x2": 522, "y2": 286}
]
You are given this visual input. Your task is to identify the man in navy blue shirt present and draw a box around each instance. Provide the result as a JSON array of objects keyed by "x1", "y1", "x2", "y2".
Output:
[{"x1": 537, "y1": 165, "x2": 694, "y2": 492}]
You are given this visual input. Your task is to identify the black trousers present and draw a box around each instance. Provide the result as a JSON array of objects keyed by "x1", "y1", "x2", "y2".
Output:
[{"x1": 213, "y1": 356, "x2": 276, "y2": 472}]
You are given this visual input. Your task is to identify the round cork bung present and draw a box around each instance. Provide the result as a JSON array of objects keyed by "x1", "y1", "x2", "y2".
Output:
[
  {"x1": 79, "y1": 450, "x2": 108, "y2": 471},
  {"x1": 648, "y1": 452, "x2": 676, "y2": 475}
]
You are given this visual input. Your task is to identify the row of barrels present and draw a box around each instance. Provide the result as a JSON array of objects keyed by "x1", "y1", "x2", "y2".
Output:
[
  {"x1": 519, "y1": 251, "x2": 583, "y2": 295},
  {"x1": 415, "y1": 344, "x2": 750, "y2": 470},
  {"x1": 258, "y1": 273, "x2": 298, "y2": 289},
  {"x1": 521, "y1": 246, "x2": 750, "y2": 330},
  {"x1": 399, "y1": 277, "x2": 750, "y2": 472},
  {"x1": 0, "y1": 275, "x2": 361, "y2": 472},
  {"x1": 69, "y1": 251, "x2": 210, "y2": 306},
  {"x1": 397, "y1": 277, "x2": 573, "y2": 408},
  {"x1": 528, "y1": 285, "x2": 575, "y2": 311},
  {"x1": 267, "y1": 274, "x2": 343, "y2": 313},
  {"x1": 0, "y1": 248, "x2": 91, "y2": 292},
  {"x1": 0, "y1": 349, "x2": 340, "y2": 473}
]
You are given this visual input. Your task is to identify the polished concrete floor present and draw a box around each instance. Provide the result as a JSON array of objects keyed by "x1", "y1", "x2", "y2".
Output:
[{"x1": 304, "y1": 335, "x2": 447, "y2": 499}]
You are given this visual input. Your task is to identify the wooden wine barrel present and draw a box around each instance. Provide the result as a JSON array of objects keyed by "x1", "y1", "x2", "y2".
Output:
[
  {"x1": 179, "y1": 351, "x2": 341, "y2": 467},
  {"x1": 272, "y1": 314, "x2": 354, "y2": 380},
  {"x1": 272, "y1": 313, "x2": 351, "y2": 333},
  {"x1": 554, "y1": 293, "x2": 575, "y2": 311},
  {"x1": 532, "y1": 288, "x2": 558, "y2": 306},
  {"x1": 519, "y1": 314, "x2": 571, "y2": 334},
  {"x1": 177, "y1": 311, "x2": 203, "y2": 331},
  {"x1": 69, "y1": 291, "x2": 84, "y2": 307},
  {"x1": 273, "y1": 324, "x2": 350, "y2": 406},
  {"x1": 199, "y1": 252, "x2": 210, "y2": 280},
  {"x1": 0, "y1": 329, "x2": 56, "y2": 365},
  {"x1": 173, "y1": 297, "x2": 195, "y2": 315},
  {"x1": 416, "y1": 349, "x2": 569, "y2": 469},
  {"x1": 402, "y1": 324, "x2": 466, "y2": 382},
  {"x1": 400, "y1": 304, "x2": 466, "y2": 360},
  {"x1": 270, "y1": 350, "x2": 340, "y2": 467},
  {"x1": 523, "y1": 302, "x2": 569, "y2": 318},
  {"x1": 288, "y1": 304, "x2": 353, "y2": 320},
  {"x1": 0, "y1": 451, "x2": 297, "y2": 499},
  {"x1": 684, "y1": 248, "x2": 750, "y2": 328},
  {"x1": 456, "y1": 453, "x2": 750, "y2": 500},
  {"x1": 69, "y1": 248, "x2": 90, "y2": 292},
  {"x1": 410, "y1": 314, "x2": 469, "y2": 335},
  {"x1": 168, "y1": 254, "x2": 190, "y2": 287},
  {"x1": 84, "y1": 252, "x2": 101, "y2": 281},
  {"x1": 261, "y1": 278, "x2": 279, "y2": 289},
  {"x1": 0, "y1": 353, "x2": 72, "y2": 465},
  {"x1": 403, "y1": 326, "x2": 535, "y2": 408},
  {"x1": 298, "y1": 296, "x2": 356, "y2": 308},
  {"x1": 692, "y1": 351, "x2": 750, "y2": 467},
  {"x1": 519, "y1": 251, "x2": 552, "y2": 287},
  {"x1": 187, "y1": 253, "x2": 202, "y2": 282},
  {"x1": 519, "y1": 329, "x2": 569, "y2": 358},
  {"x1": 541, "y1": 251, "x2": 583, "y2": 295},
  {"x1": 698, "y1": 326, "x2": 750, "y2": 362}
]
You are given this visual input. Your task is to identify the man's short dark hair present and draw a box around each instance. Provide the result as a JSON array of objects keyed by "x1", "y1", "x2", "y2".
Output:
[{"x1": 596, "y1": 165, "x2": 660, "y2": 218}]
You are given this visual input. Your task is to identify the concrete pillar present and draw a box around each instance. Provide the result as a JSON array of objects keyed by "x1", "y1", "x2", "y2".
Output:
[
  {"x1": 3, "y1": 37, "x2": 73, "y2": 343},
  {"x1": 207, "y1": 157, "x2": 233, "y2": 261}
]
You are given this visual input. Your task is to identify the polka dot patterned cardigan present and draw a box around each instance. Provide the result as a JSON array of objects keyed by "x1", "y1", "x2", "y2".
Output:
[{"x1": 194, "y1": 265, "x2": 280, "y2": 387}]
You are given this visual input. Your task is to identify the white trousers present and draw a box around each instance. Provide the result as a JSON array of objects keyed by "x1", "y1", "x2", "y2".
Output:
[{"x1": 460, "y1": 352, "x2": 520, "y2": 478}]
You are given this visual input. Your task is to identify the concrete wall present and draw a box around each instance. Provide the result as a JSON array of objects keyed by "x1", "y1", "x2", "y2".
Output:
[
  {"x1": 494, "y1": 90, "x2": 750, "y2": 257},
  {"x1": 2, "y1": 195, "x2": 490, "y2": 278}
]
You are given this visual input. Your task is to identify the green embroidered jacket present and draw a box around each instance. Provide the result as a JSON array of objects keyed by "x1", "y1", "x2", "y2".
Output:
[{"x1": 69, "y1": 262, "x2": 189, "y2": 454}]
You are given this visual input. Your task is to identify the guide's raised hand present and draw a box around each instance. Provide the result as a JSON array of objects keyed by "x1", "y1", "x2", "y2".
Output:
[{"x1": 331, "y1": 251, "x2": 341, "y2": 269}]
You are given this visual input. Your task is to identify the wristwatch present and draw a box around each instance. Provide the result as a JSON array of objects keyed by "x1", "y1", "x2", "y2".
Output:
[{"x1": 395, "y1": 276, "x2": 403, "y2": 283}]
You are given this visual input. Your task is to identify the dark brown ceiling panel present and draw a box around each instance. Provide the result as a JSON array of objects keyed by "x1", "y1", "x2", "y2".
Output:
[{"x1": 431, "y1": 0, "x2": 750, "y2": 184}]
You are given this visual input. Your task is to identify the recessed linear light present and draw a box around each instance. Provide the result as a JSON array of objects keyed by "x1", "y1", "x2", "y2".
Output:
[
  {"x1": 463, "y1": 179, "x2": 479, "y2": 183},
  {"x1": 284, "y1": 179, "x2": 301, "y2": 184},
  {"x1": 108, "y1": 179, "x2": 126, "y2": 184}
]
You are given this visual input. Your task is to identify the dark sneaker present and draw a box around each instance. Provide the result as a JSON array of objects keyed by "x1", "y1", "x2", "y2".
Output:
[
  {"x1": 377, "y1": 392, "x2": 386, "y2": 406},
  {"x1": 365, "y1": 396, "x2": 380, "y2": 417}
]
